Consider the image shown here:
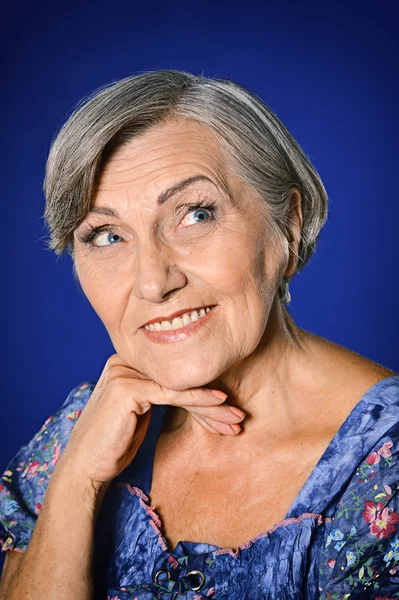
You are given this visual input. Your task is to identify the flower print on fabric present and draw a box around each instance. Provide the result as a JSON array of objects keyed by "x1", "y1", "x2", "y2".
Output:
[
  {"x1": 325, "y1": 528, "x2": 346, "y2": 551},
  {"x1": 366, "y1": 441, "x2": 394, "y2": 466},
  {"x1": 0, "y1": 382, "x2": 96, "y2": 552},
  {"x1": 363, "y1": 500, "x2": 399, "y2": 540},
  {"x1": 1, "y1": 374, "x2": 399, "y2": 599},
  {"x1": 319, "y1": 426, "x2": 399, "y2": 599}
]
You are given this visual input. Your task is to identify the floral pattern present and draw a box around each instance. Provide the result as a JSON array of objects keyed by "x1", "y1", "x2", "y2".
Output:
[
  {"x1": 1, "y1": 376, "x2": 399, "y2": 599},
  {"x1": 318, "y1": 436, "x2": 399, "y2": 599},
  {"x1": 0, "y1": 382, "x2": 96, "y2": 552}
]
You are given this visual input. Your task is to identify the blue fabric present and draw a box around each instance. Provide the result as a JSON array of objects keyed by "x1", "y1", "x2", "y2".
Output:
[{"x1": 1, "y1": 377, "x2": 399, "y2": 599}]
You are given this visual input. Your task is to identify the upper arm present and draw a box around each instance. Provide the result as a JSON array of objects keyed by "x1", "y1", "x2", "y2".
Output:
[
  {"x1": 0, "y1": 381, "x2": 96, "y2": 555},
  {"x1": 0, "y1": 552, "x2": 25, "y2": 597}
]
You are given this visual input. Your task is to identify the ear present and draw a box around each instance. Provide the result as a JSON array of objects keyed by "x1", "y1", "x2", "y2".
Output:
[{"x1": 284, "y1": 188, "x2": 303, "y2": 278}]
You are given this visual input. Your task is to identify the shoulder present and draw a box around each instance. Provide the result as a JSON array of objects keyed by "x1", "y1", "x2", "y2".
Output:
[
  {"x1": 302, "y1": 329, "x2": 397, "y2": 380},
  {"x1": 43, "y1": 381, "x2": 97, "y2": 438},
  {"x1": 302, "y1": 330, "x2": 398, "y2": 425},
  {"x1": 16, "y1": 381, "x2": 98, "y2": 473},
  {"x1": 0, "y1": 381, "x2": 97, "y2": 552}
]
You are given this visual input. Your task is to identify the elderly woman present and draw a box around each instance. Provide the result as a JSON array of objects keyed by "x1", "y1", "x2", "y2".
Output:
[{"x1": 0, "y1": 70, "x2": 398, "y2": 600}]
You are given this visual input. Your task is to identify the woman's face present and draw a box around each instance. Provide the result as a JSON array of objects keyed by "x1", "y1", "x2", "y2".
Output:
[{"x1": 73, "y1": 118, "x2": 290, "y2": 390}]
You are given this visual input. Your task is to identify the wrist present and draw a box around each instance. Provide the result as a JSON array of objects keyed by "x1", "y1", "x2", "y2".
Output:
[{"x1": 47, "y1": 464, "x2": 110, "y2": 521}]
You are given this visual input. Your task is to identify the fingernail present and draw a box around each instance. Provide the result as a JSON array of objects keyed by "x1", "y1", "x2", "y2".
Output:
[
  {"x1": 229, "y1": 406, "x2": 246, "y2": 418},
  {"x1": 211, "y1": 389, "x2": 228, "y2": 400},
  {"x1": 230, "y1": 423, "x2": 241, "y2": 434}
]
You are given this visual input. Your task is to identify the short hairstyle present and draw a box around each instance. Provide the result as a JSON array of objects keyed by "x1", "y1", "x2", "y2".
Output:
[{"x1": 43, "y1": 69, "x2": 328, "y2": 304}]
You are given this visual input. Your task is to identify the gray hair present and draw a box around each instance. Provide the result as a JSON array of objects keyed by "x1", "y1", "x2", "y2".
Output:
[{"x1": 43, "y1": 69, "x2": 328, "y2": 304}]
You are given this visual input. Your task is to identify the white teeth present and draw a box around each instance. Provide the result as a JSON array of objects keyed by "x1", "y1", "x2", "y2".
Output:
[
  {"x1": 182, "y1": 313, "x2": 191, "y2": 326},
  {"x1": 144, "y1": 306, "x2": 214, "y2": 331},
  {"x1": 172, "y1": 317, "x2": 183, "y2": 329}
]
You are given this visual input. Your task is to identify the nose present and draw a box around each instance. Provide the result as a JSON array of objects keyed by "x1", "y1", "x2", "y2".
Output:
[{"x1": 133, "y1": 238, "x2": 187, "y2": 303}]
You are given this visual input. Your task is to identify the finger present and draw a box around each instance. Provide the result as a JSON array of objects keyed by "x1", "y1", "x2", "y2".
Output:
[
  {"x1": 191, "y1": 413, "x2": 242, "y2": 435},
  {"x1": 150, "y1": 383, "x2": 231, "y2": 408},
  {"x1": 108, "y1": 373, "x2": 232, "y2": 410},
  {"x1": 104, "y1": 356, "x2": 237, "y2": 416},
  {"x1": 203, "y1": 416, "x2": 242, "y2": 435},
  {"x1": 186, "y1": 404, "x2": 245, "y2": 424},
  {"x1": 190, "y1": 413, "x2": 222, "y2": 434}
]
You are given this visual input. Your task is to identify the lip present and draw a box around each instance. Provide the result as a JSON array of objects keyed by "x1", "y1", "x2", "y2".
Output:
[
  {"x1": 140, "y1": 305, "x2": 216, "y2": 344},
  {"x1": 140, "y1": 305, "x2": 216, "y2": 328}
]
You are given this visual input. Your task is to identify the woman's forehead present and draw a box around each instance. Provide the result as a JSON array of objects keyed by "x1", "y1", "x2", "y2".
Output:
[
  {"x1": 97, "y1": 119, "x2": 228, "y2": 184},
  {"x1": 94, "y1": 120, "x2": 236, "y2": 203}
]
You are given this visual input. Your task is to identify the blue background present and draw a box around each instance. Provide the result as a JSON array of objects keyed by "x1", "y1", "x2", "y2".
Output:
[{"x1": 1, "y1": 0, "x2": 398, "y2": 569}]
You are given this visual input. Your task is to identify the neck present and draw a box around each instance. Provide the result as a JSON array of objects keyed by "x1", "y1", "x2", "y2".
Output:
[{"x1": 162, "y1": 297, "x2": 315, "y2": 440}]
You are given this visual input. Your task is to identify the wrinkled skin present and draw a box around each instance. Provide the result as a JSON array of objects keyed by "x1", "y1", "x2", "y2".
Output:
[{"x1": 73, "y1": 117, "x2": 305, "y2": 439}]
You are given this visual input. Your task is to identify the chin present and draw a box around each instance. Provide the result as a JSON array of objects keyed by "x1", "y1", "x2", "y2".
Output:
[
  {"x1": 118, "y1": 344, "x2": 227, "y2": 391},
  {"x1": 146, "y1": 364, "x2": 221, "y2": 392}
]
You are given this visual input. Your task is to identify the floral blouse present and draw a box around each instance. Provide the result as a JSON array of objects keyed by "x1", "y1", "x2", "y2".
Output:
[{"x1": 1, "y1": 376, "x2": 399, "y2": 599}]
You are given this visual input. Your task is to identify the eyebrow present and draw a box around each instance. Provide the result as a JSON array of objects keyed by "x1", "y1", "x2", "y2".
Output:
[{"x1": 87, "y1": 175, "x2": 219, "y2": 219}]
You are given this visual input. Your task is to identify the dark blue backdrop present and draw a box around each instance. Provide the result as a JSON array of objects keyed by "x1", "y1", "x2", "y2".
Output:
[{"x1": 1, "y1": 0, "x2": 398, "y2": 570}]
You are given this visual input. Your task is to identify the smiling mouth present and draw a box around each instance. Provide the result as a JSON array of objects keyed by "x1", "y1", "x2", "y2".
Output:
[{"x1": 142, "y1": 306, "x2": 216, "y2": 332}]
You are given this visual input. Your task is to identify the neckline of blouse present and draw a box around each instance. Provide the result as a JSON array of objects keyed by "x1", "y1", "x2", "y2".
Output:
[{"x1": 113, "y1": 374, "x2": 399, "y2": 556}]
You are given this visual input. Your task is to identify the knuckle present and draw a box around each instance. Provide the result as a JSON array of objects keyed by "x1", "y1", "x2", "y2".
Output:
[
  {"x1": 111, "y1": 377, "x2": 133, "y2": 395},
  {"x1": 106, "y1": 353, "x2": 121, "y2": 368},
  {"x1": 135, "y1": 400, "x2": 151, "y2": 415},
  {"x1": 157, "y1": 384, "x2": 177, "y2": 401},
  {"x1": 104, "y1": 366, "x2": 129, "y2": 386}
]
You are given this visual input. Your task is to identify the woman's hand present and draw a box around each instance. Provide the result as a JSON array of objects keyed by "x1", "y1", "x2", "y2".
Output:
[{"x1": 53, "y1": 353, "x2": 245, "y2": 490}]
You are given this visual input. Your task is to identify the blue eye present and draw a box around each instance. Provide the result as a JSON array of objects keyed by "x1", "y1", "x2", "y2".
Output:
[
  {"x1": 180, "y1": 203, "x2": 217, "y2": 227},
  {"x1": 183, "y1": 208, "x2": 211, "y2": 225},
  {"x1": 95, "y1": 231, "x2": 124, "y2": 247},
  {"x1": 77, "y1": 201, "x2": 218, "y2": 248},
  {"x1": 77, "y1": 225, "x2": 124, "y2": 247}
]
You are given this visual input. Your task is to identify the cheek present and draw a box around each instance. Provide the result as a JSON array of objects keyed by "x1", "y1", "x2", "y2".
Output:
[
  {"x1": 212, "y1": 239, "x2": 271, "y2": 304},
  {"x1": 200, "y1": 234, "x2": 257, "y2": 293},
  {"x1": 251, "y1": 243, "x2": 277, "y2": 302},
  {"x1": 252, "y1": 222, "x2": 288, "y2": 294},
  {"x1": 75, "y1": 259, "x2": 131, "y2": 326}
]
